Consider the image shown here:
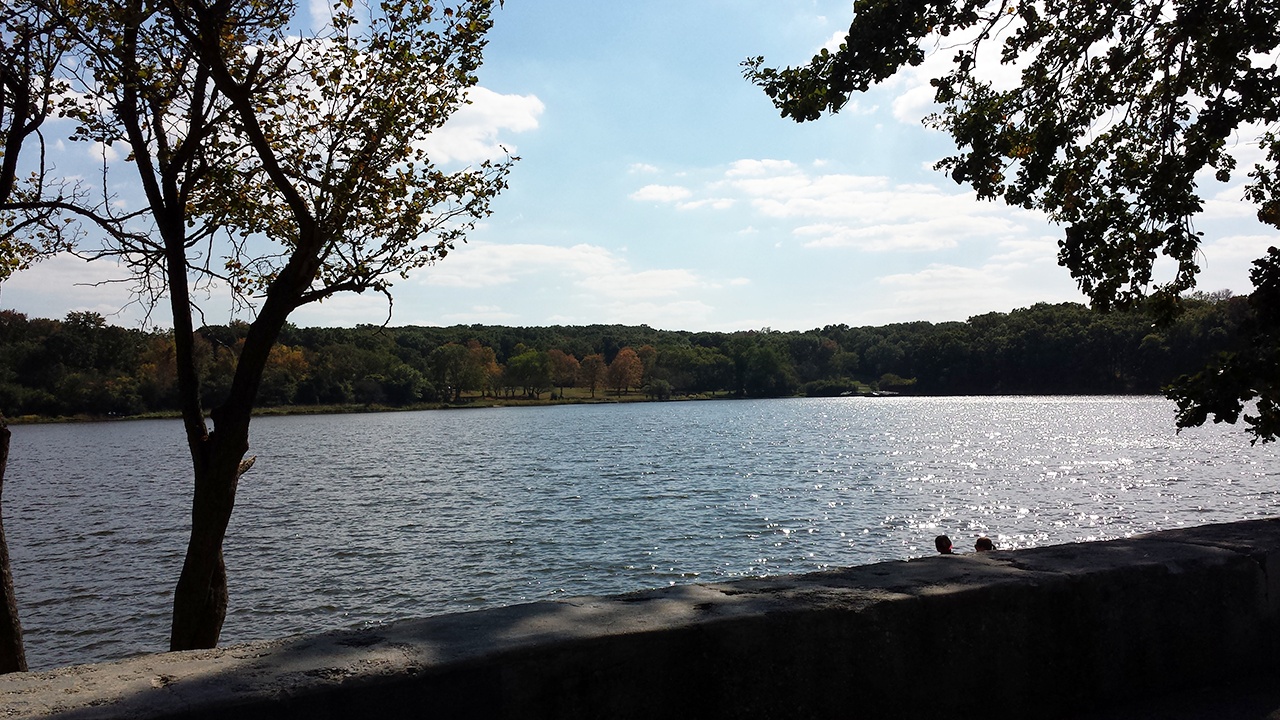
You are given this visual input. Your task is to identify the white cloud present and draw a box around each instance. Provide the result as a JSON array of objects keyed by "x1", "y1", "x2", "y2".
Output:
[
  {"x1": 91, "y1": 141, "x2": 119, "y2": 163},
  {"x1": 1203, "y1": 184, "x2": 1261, "y2": 222},
  {"x1": 1, "y1": 254, "x2": 181, "y2": 327},
  {"x1": 821, "y1": 30, "x2": 847, "y2": 54},
  {"x1": 891, "y1": 83, "x2": 938, "y2": 125},
  {"x1": 797, "y1": 213, "x2": 1029, "y2": 252},
  {"x1": 630, "y1": 184, "x2": 693, "y2": 203},
  {"x1": 1201, "y1": 234, "x2": 1277, "y2": 263},
  {"x1": 418, "y1": 242, "x2": 711, "y2": 301},
  {"x1": 881, "y1": 18, "x2": 1034, "y2": 130},
  {"x1": 307, "y1": 0, "x2": 331, "y2": 27},
  {"x1": 629, "y1": 158, "x2": 1060, "y2": 260},
  {"x1": 677, "y1": 198, "x2": 735, "y2": 211},
  {"x1": 1196, "y1": 234, "x2": 1279, "y2": 293},
  {"x1": 290, "y1": 292, "x2": 396, "y2": 327},
  {"x1": 864, "y1": 261, "x2": 1083, "y2": 324},
  {"x1": 404, "y1": 241, "x2": 730, "y2": 329},
  {"x1": 421, "y1": 243, "x2": 621, "y2": 289},
  {"x1": 728, "y1": 171, "x2": 895, "y2": 218},
  {"x1": 416, "y1": 87, "x2": 544, "y2": 164},
  {"x1": 988, "y1": 235, "x2": 1064, "y2": 265},
  {"x1": 726, "y1": 159, "x2": 800, "y2": 178},
  {"x1": 577, "y1": 268, "x2": 701, "y2": 300},
  {"x1": 606, "y1": 155, "x2": 1094, "y2": 325},
  {"x1": 629, "y1": 163, "x2": 660, "y2": 174},
  {"x1": 439, "y1": 305, "x2": 520, "y2": 324},
  {"x1": 587, "y1": 298, "x2": 716, "y2": 328}
]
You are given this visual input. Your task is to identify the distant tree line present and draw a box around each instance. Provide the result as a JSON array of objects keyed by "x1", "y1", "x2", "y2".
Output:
[{"x1": 0, "y1": 295, "x2": 1248, "y2": 418}]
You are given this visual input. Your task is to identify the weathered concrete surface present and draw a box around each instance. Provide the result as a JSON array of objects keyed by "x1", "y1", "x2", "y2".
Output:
[{"x1": 2, "y1": 519, "x2": 1279, "y2": 719}]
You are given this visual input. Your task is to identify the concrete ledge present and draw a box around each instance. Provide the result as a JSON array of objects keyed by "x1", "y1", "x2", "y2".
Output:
[{"x1": 3, "y1": 519, "x2": 1279, "y2": 719}]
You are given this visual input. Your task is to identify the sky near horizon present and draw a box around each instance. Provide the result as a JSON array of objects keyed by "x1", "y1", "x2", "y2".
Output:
[{"x1": 1, "y1": 0, "x2": 1275, "y2": 332}]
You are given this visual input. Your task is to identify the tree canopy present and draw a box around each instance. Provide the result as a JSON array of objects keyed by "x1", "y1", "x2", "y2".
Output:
[
  {"x1": 0, "y1": 296, "x2": 1249, "y2": 414},
  {"x1": 745, "y1": 0, "x2": 1280, "y2": 441},
  {"x1": 1, "y1": 0, "x2": 512, "y2": 652}
]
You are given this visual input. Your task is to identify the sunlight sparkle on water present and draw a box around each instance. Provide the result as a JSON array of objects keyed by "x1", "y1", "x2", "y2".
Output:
[{"x1": 6, "y1": 395, "x2": 1279, "y2": 670}]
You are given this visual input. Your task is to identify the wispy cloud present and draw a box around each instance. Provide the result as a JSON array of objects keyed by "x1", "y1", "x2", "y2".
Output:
[
  {"x1": 725, "y1": 159, "x2": 800, "y2": 177},
  {"x1": 630, "y1": 184, "x2": 693, "y2": 203},
  {"x1": 577, "y1": 268, "x2": 701, "y2": 300},
  {"x1": 439, "y1": 305, "x2": 521, "y2": 324},
  {"x1": 406, "y1": 241, "x2": 731, "y2": 329},
  {"x1": 421, "y1": 243, "x2": 620, "y2": 289},
  {"x1": 864, "y1": 261, "x2": 1080, "y2": 324},
  {"x1": 631, "y1": 158, "x2": 1048, "y2": 254},
  {"x1": 419, "y1": 242, "x2": 707, "y2": 302}
]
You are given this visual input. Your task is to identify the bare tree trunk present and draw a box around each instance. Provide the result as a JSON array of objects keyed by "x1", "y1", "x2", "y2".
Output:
[
  {"x1": 0, "y1": 421, "x2": 27, "y2": 673},
  {"x1": 168, "y1": 265, "x2": 302, "y2": 651},
  {"x1": 168, "y1": 445, "x2": 240, "y2": 651}
]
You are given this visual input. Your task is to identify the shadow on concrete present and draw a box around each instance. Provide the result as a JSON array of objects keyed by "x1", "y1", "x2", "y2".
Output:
[{"x1": 1067, "y1": 675, "x2": 1280, "y2": 720}]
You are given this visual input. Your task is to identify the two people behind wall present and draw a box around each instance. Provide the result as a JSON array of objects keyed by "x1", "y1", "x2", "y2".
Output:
[{"x1": 934, "y1": 534, "x2": 996, "y2": 554}]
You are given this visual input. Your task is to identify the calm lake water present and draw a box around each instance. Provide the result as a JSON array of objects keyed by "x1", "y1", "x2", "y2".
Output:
[{"x1": 5, "y1": 396, "x2": 1279, "y2": 670}]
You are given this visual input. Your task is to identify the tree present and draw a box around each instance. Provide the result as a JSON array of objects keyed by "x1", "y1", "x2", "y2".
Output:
[
  {"x1": 4, "y1": 0, "x2": 512, "y2": 651},
  {"x1": 136, "y1": 333, "x2": 180, "y2": 411},
  {"x1": 0, "y1": 1, "x2": 80, "y2": 671},
  {"x1": 548, "y1": 348, "x2": 580, "y2": 396},
  {"x1": 0, "y1": 419, "x2": 24, "y2": 673},
  {"x1": 745, "y1": 0, "x2": 1280, "y2": 440},
  {"x1": 258, "y1": 343, "x2": 309, "y2": 406},
  {"x1": 743, "y1": 343, "x2": 799, "y2": 398},
  {"x1": 580, "y1": 353, "x2": 607, "y2": 398},
  {"x1": 635, "y1": 344, "x2": 658, "y2": 385},
  {"x1": 505, "y1": 349, "x2": 552, "y2": 398},
  {"x1": 430, "y1": 343, "x2": 475, "y2": 402},
  {"x1": 468, "y1": 340, "x2": 503, "y2": 398},
  {"x1": 1167, "y1": 248, "x2": 1280, "y2": 442},
  {"x1": 379, "y1": 363, "x2": 426, "y2": 406},
  {"x1": 1, "y1": 0, "x2": 79, "y2": 281},
  {"x1": 607, "y1": 346, "x2": 644, "y2": 396},
  {"x1": 644, "y1": 378, "x2": 672, "y2": 401}
]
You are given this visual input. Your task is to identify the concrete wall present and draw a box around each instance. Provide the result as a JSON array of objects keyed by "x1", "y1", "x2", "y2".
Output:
[{"x1": 3, "y1": 518, "x2": 1279, "y2": 719}]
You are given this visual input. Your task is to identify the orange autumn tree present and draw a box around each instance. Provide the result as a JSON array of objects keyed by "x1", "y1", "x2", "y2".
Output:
[
  {"x1": 579, "y1": 353, "x2": 606, "y2": 398},
  {"x1": 548, "y1": 349, "x2": 580, "y2": 396},
  {"x1": 607, "y1": 347, "x2": 644, "y2": 396}
]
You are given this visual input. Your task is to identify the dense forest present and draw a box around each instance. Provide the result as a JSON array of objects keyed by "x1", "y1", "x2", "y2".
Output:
[{"x1": 0, "y1": 294, "x2": 1249, "y2": 419}]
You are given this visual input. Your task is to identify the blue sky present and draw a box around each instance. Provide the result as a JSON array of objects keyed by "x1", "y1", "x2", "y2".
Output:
[{"x1": 1, "y1": 0, "x2": 1274, "y2": 331}]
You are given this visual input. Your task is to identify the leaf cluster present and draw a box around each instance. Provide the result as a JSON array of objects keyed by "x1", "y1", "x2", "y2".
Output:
[
  {"x1": 3, "y1": 0, "x2": 513, "y2": 315},
  {"x1": 0, "y1": 1, "x2": 94, "y2": 281},
  {"x1": 162, "y1": 0, "x2": 513, "y2": 307},
  {"x1": 745, "y1": 0, "x2": 1280, "y2": 312},
  {"x1": 1167, "y1": 247, "x2": 1280, "y2": 442}
]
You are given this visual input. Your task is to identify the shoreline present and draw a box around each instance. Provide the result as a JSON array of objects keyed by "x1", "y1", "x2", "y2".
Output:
[{"x1": 3, "y1": 389, "x2": 1164, "y2": 426}]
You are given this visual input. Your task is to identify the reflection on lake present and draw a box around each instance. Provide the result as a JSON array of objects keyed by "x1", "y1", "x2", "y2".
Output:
[{"x1": 6, "y1": 396, "x2": 1278, "y2": 669}]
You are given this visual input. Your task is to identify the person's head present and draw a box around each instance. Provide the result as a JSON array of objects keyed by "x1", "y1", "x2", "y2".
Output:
[
  {"x1": 974, "y1": 537, "x2": 994, "y2": 552},
  {"x1": 934, "y1": 534, "x2": 953, "y2": 554}
]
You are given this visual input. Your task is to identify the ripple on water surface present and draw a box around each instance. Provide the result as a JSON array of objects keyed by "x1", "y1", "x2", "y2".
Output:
[{"x1": 5, "y1": 396, "x2": 1278, "y2": 669}]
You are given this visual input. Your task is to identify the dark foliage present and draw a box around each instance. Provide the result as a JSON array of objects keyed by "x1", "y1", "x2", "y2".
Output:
[
  {"x1": 0, "y1": 297, "x2": 1244, "y2": 417},
  {"x1": 744, "y1": 0, "x2": 1280, "y2": 440}
]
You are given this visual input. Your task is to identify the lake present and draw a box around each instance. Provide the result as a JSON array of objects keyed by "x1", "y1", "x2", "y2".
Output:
[{"x1": 5, "y1": 395, "x2": 1278, "y2": 670}]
